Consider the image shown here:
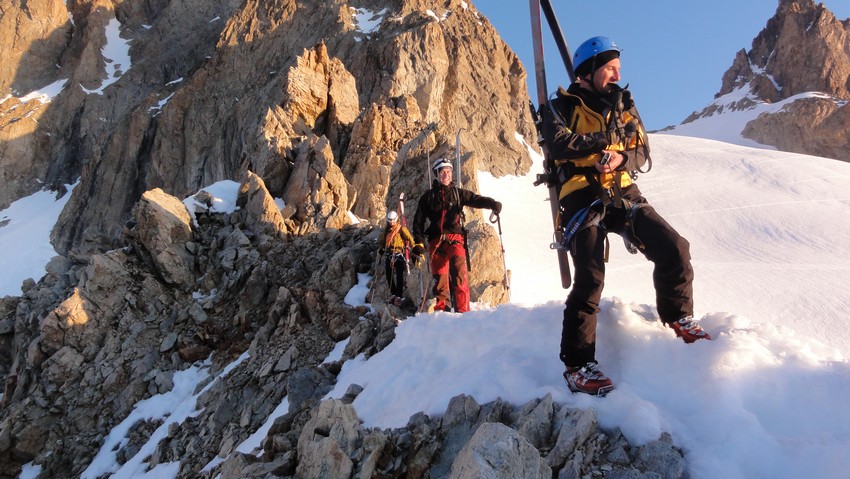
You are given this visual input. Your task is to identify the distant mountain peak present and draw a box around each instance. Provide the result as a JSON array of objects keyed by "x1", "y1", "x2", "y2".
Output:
[
  {"x1": 681, "y1": 0, "x2": 850, "y2": 161},
  {"x1": 721, "y1": 0, "x2": 849, "y2": 104}
]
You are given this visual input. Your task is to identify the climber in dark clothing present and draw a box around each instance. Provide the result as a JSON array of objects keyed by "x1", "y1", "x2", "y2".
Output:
[
  {"x1": 412, "y1": 158, "x2": 502, "y2": 313},
  {"x1": 540, "y1": 36, "x2": 711, "y2": 395}
]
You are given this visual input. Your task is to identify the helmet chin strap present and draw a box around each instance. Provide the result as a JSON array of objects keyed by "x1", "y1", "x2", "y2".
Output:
[
  {"x1": 578, "y1": 56, "x2": 605, "y2": 95},
  {"x1": 587, "y1": 57, "x2": 602, "y2": 94}
]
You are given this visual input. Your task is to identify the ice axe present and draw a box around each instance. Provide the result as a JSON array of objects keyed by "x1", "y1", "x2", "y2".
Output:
[{"x1": 489, "y1": 211, "x2": 510, "y2": 293}]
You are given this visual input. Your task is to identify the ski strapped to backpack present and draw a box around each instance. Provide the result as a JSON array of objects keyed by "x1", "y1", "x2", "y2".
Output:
[
  {"x1": 528, "y1": 0, "x2": 575, "y2": 289},
  {"x1": 454, "y1": 130, "x2": 473, "y2": 274},
  {"x1": 455, "y1": 129, "x2": 464, "y2": 189},
  {"x1": 399, "y1": 192, "x2": 411, "y2": 273}
]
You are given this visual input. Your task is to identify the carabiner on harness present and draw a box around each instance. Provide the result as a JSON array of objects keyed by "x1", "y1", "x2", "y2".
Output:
[{"x1": 550, "y1": 199, "x2": 605, "y2": 251}]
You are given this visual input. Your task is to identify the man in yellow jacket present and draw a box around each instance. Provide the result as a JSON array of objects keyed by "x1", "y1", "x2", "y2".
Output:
[
  {"x1": 541, "y1": 36, "x2": 710, "y2": 396},
  {"x1": 379, "y1": 210, "x2": 415, "y2": 306}
]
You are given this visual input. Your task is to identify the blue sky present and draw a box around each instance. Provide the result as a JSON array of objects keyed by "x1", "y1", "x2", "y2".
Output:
[{"x1": 475, "y1": 0, "x2": 850, "y2": 130}]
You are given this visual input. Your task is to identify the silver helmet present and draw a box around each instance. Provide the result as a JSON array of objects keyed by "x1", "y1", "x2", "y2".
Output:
[{"x1": 431, "y1": 158, "x2": 453, "y2": 174}]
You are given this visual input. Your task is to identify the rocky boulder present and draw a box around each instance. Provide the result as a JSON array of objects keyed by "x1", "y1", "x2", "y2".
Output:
[
  {"x1": 132, "y1": 188, "x2": 196, "y2": 289},
  {"x1": 233, "y1": 391, "x2": 687, "y2": 479},
  {"x1": 235, "y1": 171, "x2": 289, "y2": 247}
]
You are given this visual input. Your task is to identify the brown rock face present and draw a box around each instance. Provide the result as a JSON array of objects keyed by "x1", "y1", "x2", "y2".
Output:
[
  {"x1": 741, "y1": 95, "x2": 850, "y2": 160},
  {"x1": 0, "y1": 0, "x2": 75, "y2": 210},
  {"x1": 0, "y1": 0, "x2": 71, "y2": 96},
  {"x1": 1, "y1": 0, "x2": 534, "y2": 257},
  {"x1": 685, "y1": 0, "x2": 850, "y2": 161}
]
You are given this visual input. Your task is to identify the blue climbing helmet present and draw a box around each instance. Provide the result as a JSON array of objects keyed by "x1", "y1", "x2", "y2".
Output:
[{"x1": 573, "y1": 36, "x2": 621, "y2": 77}]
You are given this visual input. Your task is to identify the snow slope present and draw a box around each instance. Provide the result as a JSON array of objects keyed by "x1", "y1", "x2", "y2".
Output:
[{"x1": 325, "y1": 133, "x2": 850, "y2": 478}]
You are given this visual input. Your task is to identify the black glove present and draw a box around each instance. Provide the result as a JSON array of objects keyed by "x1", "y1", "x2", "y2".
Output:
[
  {"x1": 378, "y1": 248, "x2": 384, "y2": 256},
  {"x1": 412, "y1": 244, "x2": 425, "y2": 257},
  {"x1": 492, "y1": 201, "x2": 502, "y2": 215}
]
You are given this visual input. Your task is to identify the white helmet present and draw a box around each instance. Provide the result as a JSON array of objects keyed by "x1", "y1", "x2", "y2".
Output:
[
  {"x1": 386, "y1": 210, "x2": 398, "y2": 222},
  {"x1": 432, "y1": 158, "x2": 453, "y2": 174}
]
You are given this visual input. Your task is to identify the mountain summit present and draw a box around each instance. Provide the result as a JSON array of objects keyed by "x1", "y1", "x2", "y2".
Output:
[{"x1": 680, "y1": 0, "x2": 850, "y2": 161}]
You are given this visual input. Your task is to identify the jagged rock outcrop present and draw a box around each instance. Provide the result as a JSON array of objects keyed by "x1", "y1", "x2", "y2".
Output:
[
  {"x1": 682, "y1": 0, "x2": 850, "y2": 161},
  {"x1": 719, "y1": 0, "x2": 849, "y2": 104},
  {"x1": 236, "y1": 171, "x2": 289, "y2": 246},
  {"x1": 283, "y1": 133, "x2": 353, "y2": 232},
  {"x1": 1, "y1": 0, "x2": 533, "y2": 255},
  {"x1": 232, "y1": 393, "x2": 686, "y2": 479},
  {"x1": 0, "y1": 177, "x2": 368, "y2": 477}
]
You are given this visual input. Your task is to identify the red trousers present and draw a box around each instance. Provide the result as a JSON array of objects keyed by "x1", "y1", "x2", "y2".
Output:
[{"x1": 429, "y1": 235, "x2": 469, "y2": 312}]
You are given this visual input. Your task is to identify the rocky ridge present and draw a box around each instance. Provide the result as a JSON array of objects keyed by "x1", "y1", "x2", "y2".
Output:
[
  {"x1": 0, "y1": 179, "x2": 687, "y2": 478},
  {"x1": 1, "y1": 0, "x2": 534, "y2": 250}
]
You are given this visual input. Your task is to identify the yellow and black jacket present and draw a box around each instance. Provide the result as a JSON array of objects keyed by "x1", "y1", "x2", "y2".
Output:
[
  {"x1": 380, "y1": 223, "x2": 414, "y2": 254},
  {"x1": 541, "y1": 82, "x2": 650, "y2": 207}
]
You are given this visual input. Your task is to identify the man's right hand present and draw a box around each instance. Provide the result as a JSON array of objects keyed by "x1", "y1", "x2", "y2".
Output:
[
  {"x1": 412, "y1": 244, "x2": 425, "y2": 257},
  {"x1": 596, "y1": 151, "x2": 624, "y2": 173}
]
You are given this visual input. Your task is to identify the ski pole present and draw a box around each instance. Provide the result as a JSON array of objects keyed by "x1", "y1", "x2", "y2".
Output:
[
  {"x1": 418, "y1": 253, "x2": 431, "y2": 313},
  {"x1": 417, "y1": 261, "x2": 425, "y2": 311},
  {"x1": 455, "y1": 128, "x2": 464, "y2": 188},
  {"x1": 366, "y1": 248, "x2": 382, "y2": 304},
  {"x1": 399, "y1": 192, "x2": 411, "y2": 274},
  {"x1": 489, "y1": 212, "x2": 510, "y2": 292}
]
